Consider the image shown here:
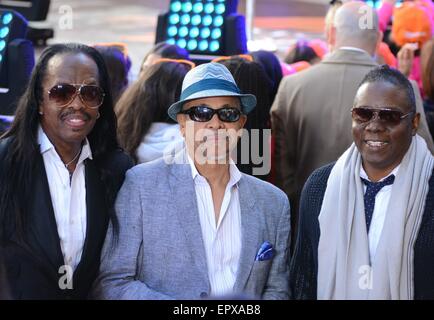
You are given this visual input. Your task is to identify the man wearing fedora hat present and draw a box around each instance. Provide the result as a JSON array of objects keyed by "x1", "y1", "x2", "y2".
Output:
[{"x1": 93, "y1": 62, "x2": 291, "y2": 300}]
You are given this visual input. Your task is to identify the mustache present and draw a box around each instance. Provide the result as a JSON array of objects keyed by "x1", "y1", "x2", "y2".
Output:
[{"x1": 60, "y1": 108, "x2": 92, "y2": 121}]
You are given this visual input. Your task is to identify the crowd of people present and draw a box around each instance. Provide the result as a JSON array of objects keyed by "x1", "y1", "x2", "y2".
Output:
[{"x1": 1, "y1": 0, "x2": 434, "y2": 300}]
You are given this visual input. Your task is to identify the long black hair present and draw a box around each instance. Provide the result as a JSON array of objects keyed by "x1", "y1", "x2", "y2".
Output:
[
  {"x1": 0, "y1": 43, "x2": 120, "y2": 242},
  {"x1": 116, "y1": 61, "x2": 189, "y2": 163},
  {"x1": 250, "y1": 50, "x2": 283, "y2": 105},
  {"x1": 219, "y1": 58, "x2": 272, "y2": 129},
  {"x1": 218, "y1": 58, "x2": 272, "y2": 180}
]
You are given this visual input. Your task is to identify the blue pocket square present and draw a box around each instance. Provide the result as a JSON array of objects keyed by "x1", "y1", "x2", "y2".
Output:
[{"x1": 255, "y1": 241, "x2": 274, "y2": 261}]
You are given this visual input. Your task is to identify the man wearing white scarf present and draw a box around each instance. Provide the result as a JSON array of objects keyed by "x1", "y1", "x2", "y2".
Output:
[{"x1": 290, "y1": 65, "x2": 434, "y2": 300}]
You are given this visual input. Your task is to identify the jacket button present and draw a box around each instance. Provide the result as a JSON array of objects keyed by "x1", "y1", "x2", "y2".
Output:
[{"x1": 200, "y1": 292, "x2": 208, "y2": 298}]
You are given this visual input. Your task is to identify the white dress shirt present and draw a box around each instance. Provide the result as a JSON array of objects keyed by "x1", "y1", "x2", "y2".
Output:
[
  {"x1": 187, "y1": 155, "x2": 242, "y2": 298},
  {"x1": 38, "y1": 126, "x2": 92, "y2": 271},
  {"x1": 360, "y1": 165, "x2": 400, "y2": 263}
]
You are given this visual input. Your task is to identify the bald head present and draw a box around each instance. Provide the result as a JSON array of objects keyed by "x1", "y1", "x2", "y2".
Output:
[{"x1": 331, "y1": 1, "x2": 381, "y2": 55}]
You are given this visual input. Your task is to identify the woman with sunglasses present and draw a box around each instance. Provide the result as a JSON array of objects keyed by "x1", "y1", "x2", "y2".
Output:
[
  {"x1": 116, "y1": 58, "x2": 192, "y2": 164},
  {"x1": 291, "y1": 65, "x2": 434, "y2": 300},
  {"x1": 0, "y1": 43, "x2": 133, "y2": 299}
]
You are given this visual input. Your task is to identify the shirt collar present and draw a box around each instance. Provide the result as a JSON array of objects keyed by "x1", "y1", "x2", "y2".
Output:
[
  {"x1": 186, "y1": 152, "x2": 242, "y2": 188},
  {"x1": 360, "y1": 164, "x2": 400, "y2": 182},
  {"x1": 38, "y1": 125, "x2": 93, "y2": 162},
  {"x1": 339, "y1": 46, "x2": 371, "y2": 55}
]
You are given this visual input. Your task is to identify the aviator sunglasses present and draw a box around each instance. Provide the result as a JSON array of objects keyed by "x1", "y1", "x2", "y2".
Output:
[
  {"x1": 47, "y1": 83, "x2": 105, "y2": 109},
  {"x1": 351, "y1": 107, "x2": 414, "y2": 126}
]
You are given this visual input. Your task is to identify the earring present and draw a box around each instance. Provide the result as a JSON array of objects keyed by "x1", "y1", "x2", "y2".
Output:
[
  {"x1": 38, "y1": 110, "x2": 43, "y2": 115},
  {"x1": 96, "y1": 112, "x2": 100, "y2": 119}
]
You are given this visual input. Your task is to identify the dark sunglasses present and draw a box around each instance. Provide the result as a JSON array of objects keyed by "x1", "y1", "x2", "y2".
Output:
[
  {"x1": 351, "y1": 107, "x2": 414, "y2": 126},
  {"x1": 47, "y1": 83, "x2": 105, "y2": 109},
  {"x1": 179, "y1": 106, "x2": 243, "y2": 123}
]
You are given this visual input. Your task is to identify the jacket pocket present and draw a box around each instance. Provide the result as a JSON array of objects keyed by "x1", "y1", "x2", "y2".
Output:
[{"x1": 244, "y1": 259, "x2": 273, "y2": 297}]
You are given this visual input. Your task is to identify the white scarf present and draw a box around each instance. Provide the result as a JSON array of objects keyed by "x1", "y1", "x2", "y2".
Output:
[{"x1": 317, "y1": 135, "x2": 434, "y2": 299}]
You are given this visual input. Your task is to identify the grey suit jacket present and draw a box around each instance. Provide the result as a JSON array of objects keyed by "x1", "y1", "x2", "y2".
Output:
[{"x1": 93, "y1": 151, "x2": 291, "y2": 300}]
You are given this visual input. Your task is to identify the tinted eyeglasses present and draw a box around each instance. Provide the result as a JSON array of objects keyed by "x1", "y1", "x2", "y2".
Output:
[
  {"x1": 47, "y1": 83, "x2": 105, "y2": 109},
  {"x1": 179, "y1": 106, "x2": 243, "y2": 122},
  {"x1": 351, "y1": 107, "x2": 414, "y2": 126}
]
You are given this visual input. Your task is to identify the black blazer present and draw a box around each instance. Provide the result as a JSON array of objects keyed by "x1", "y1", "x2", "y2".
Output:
[{"x1": 0, "y1": 140, "x2": 133, "y2": 299}]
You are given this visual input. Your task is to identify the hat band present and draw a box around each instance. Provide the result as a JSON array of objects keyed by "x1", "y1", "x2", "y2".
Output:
[{"x1": 180, "y1": 79, "x2": 240, "y2": 101}]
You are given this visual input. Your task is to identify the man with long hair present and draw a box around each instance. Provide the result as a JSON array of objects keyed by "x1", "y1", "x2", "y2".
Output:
[{"x1": 0, "y1": 43, "x2": 132, "y2": 299}]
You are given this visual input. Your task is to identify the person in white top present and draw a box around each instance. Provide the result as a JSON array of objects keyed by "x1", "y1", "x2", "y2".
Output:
[
  {"x1": 116, "y1": 57, "x2": 192, "y2": 164},
  {"x1": 0, "y1": 43, "x2": 132, "y2": 300},
  {"x1": 94, "y1": 62, "x2": 291, "y2": 300}
]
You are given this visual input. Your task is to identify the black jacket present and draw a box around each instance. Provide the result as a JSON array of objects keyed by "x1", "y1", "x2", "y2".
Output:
[{"x1": 0, "y1": 138, "x2": 133, "y2": 299}]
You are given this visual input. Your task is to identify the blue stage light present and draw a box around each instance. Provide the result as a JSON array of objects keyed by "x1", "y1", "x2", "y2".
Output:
[
  {"x1": 204, "y1": 3, "x2": 214, "y2": 14},
  {"x1": 182, "y1": 2, "x2": 193, "y2": 13},
  {"x1": 167, "y1": 25, "x2": 178, "y2": 37},
  {"x1": 167, "y1": 38, "x2": 176, "y2": 45},
  {"x1": 181, "y1": 14, "x2": 191, "y2": 25},
  {"x1": 0, "y1": 27, "x2": 9, "y2": 39},
  {"x1": 158, "y1": 0, "x2": 246, "y2": 55},
  {"x1": 187, "y1": 39, "x2": 198, "y2": 50},
  {"x1": 203, "y1": 15, "x2": 212, "y2": 26},
  {"x1": 215, "y1": 3, "x2": 226, "y2": 14},
  {"x1": 189, "y1": 27, "x2": 200, "y2": 38},
  {"x1": 177, "y1": 38, "x2": 187, "y2": 48},
  {"x1": 199, "y1": 40, "x2": 208, "y2": 51},
  {"x1": 211, "y1": 28, "x2": 221, "y2": 39},
  {"x1": 191, "y1": 14, "x2": 201, "y2": 26},
  {"x1": 364, "y1": 0, "x2": 402, "y2": 8},
  {"x1": 0, "y1": 9, "x2": 31, "y2": 100},
  {"x1": 179, "y1": 26, "x2": 189, "y2": 37},
  {"x1": 2, "y1": 13, "x2": 13, "y2": 25},
  {"x1": 200, "y1": 27, "x2": 211, "y2": 39},
  {"x1": 169, "y1": 13, "x2": 180, "y2": 24},
  {"x1": 170, "y1": 1, "x2": 182, "y2": 12},
  {"x1": 210, "y1": 41, "x2": 220, "y2": 52},
  {"x1": 213, "y1": 15, "x2": 224, "y2": 27},
  {"x1": 193, "y1": 2, "x2": 203, "y2": 14}
]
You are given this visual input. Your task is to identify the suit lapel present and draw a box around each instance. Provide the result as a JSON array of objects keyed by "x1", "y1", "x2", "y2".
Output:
[
  {"x1": 27, "y1": 154, "x2": 64, "y2": 272},
  {"x1": 74, "y1": 159, "x2": 108, "y2": 281},
  {"x1": 168, "y1": 153, "x2": 209, "y2": 285},
  {"x1": 233, "y1": 176, "x2": 262, "y2": 293}
]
